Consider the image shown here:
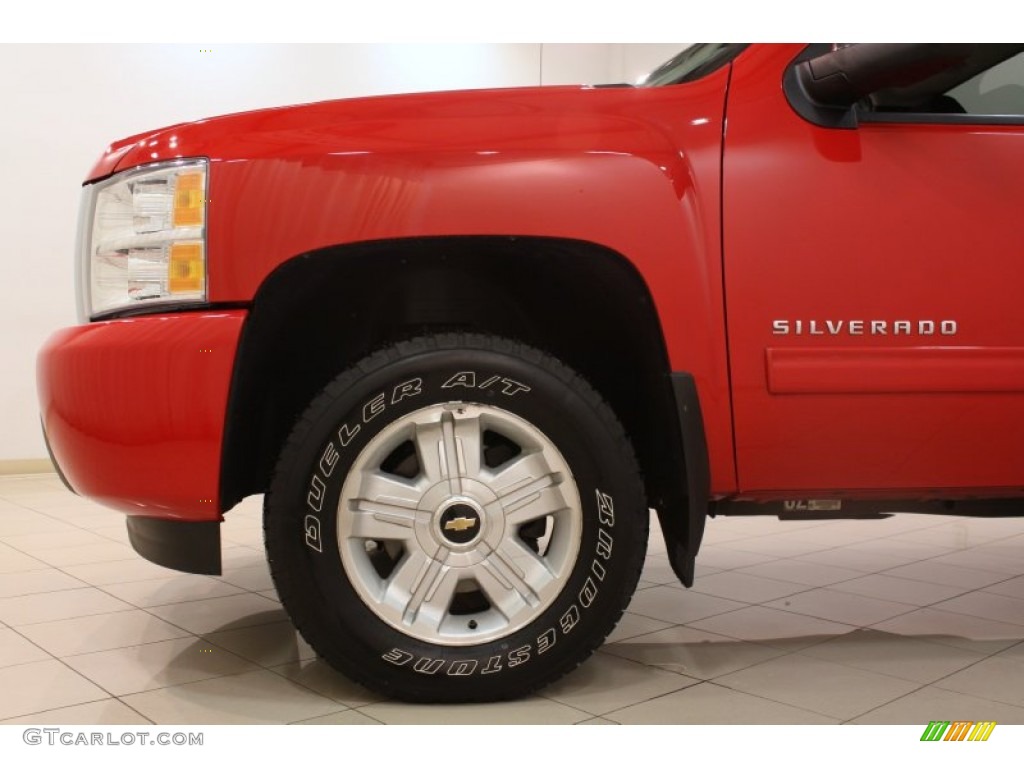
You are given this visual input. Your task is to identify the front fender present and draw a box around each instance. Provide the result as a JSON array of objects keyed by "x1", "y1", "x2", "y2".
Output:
[{"x1": 194, "y1": 78, "x2": 737, "y2": 493}]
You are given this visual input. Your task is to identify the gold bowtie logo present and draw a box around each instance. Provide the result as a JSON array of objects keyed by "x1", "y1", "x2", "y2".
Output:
[{"x1": 444, "y1": 516, "x2": 477, "y2": 532}]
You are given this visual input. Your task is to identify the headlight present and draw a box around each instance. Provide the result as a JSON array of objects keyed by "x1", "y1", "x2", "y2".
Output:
[{"x1": 78, "y1": 159, "x2": 208, "y2": 320}]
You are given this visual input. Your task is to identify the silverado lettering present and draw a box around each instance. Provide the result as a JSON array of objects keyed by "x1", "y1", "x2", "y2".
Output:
[{"x1": 772, "y1": 319, "x2": 959, "y2": 336}]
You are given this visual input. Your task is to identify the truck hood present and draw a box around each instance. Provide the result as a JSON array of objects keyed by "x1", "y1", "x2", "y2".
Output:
[{"x1": 86, "y1": 83, "x2": 679, "y2": 181}]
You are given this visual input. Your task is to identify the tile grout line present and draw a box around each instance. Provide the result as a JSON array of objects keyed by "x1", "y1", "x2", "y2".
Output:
[
  {"x1": 837, "y1": 643, "x2": 1024, "y2": 724},
  {"x1": 599, "y1": 679, "x2": 840, "y2": 725}
]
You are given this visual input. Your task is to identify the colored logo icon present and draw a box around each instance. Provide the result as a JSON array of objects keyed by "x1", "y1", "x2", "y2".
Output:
[{"x1": 920, "y1": 721, "x2": 996, "y2": 741}]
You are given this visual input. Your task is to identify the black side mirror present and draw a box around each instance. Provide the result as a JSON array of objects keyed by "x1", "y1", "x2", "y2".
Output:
[
  {"x1": 799, "y1": 44, "x2": 972, "y2": 106},
  {"x1": 786, "y1": 43, "x2": 973, "y2": 128}
]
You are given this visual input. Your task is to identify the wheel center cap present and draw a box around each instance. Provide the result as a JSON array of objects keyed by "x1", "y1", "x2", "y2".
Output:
[{"x1": 438, "y1": 501, "x2": 483, "y2": 545}]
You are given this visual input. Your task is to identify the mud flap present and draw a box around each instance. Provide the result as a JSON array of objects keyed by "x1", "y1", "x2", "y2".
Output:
[{"x1": 660, "y1": 373, "x2": 711, "y2": 588}]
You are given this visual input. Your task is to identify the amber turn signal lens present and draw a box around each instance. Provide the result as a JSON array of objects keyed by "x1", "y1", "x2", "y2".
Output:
[
  {"x1": 172, "y1": 171, "x2": 205, "y2": 228},
  {"x1": 168, "y1": 242, "x2": 205, "y2": 294}
]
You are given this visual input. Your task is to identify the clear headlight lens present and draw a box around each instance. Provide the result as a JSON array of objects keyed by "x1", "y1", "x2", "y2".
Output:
[{"x1": 78, "y1": 159, "x2": 208, "y2": 320}]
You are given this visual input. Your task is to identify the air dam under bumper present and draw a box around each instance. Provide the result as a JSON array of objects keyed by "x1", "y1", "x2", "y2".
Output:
[{"x1": 37, "y1": 310, "x2": 247, "y2": 572}]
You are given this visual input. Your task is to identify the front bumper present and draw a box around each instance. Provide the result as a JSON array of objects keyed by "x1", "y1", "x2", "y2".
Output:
[{"x1": 37, "y1": 310, "x2": 247, "y2": 523}]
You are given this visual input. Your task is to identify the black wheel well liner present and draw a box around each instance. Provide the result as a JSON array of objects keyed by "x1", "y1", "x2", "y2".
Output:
[{"x1": 219, "y1": 235, "x2": 692, "y2": 541}]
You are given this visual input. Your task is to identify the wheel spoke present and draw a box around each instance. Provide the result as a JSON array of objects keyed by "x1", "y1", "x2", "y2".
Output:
[
  {"x1": 347, "y1": 502, "x2": 417, "y2": 541},
  {"x1": 412, "y1": 420, "x2": 446, "y2": 486},
  {"x1": 500, "y1": 485, "x2": 572, "y2": 527},
  {"x1": 405, "y1": 561, "x2": 460, "y2": 632},
  {"x1": 440, "y1": 413, "x2": 462, "y2": 495},
  {"x1": 452, "y1": 412, "x2": 484, "y2": 481},
  {"x1": 475, "y1": 538, "x2": 554, "y2": 620},
  {"x1": 381, "y1": 547, "x2": 457, "y2": 631},
  {"x1": 358, "y1": 471, "x2": 424, "y2": 509},
  {"x1": 490, "y1": 452, "x2": 566, "y2": 524},
  {"x1": 492, "y1": 451, "x2": 561, "y2": 496},
  {"x1": 345, "y1": 470, "x2": 420, "y2": 541},
  {"x1": 412, "y1": 411, "x2": 484, "y2": 490},
  {"x1": 381, "y1": 548, "x2": 429, "y2": 611}
]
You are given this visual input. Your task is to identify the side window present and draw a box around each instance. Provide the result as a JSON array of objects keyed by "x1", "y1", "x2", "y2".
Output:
[
  {"x1": 864, "y1": 44, "x2": 1024, "y2": 121},
  {"x1": 948, "y1": 52, "x2": 1024, "y2": 116}
]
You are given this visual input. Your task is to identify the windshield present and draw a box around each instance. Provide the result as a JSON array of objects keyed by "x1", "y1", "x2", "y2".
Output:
[{"x1": 640, "y1": 43, "x2": 748, "y2": 86}]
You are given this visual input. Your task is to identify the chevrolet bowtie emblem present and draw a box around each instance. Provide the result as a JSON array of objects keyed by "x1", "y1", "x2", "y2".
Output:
[{"x1": 444, "y1": 516, "x2": 477, "y2": 532}]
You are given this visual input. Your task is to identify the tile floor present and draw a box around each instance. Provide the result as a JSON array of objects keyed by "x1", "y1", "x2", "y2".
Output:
[{"x1": 1, "y1": 473, "x2": 1023, "y2": 725}]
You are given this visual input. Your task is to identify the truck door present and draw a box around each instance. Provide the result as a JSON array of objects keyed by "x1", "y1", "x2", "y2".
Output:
[{"x1": 722, "y1": 44, "x2": 1024, "y2": 494}]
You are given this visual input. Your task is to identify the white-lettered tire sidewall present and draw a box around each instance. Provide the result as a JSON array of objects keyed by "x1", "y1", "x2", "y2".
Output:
[{"x1": 266, "y1": 338, "x2": 646, "y2": 702}]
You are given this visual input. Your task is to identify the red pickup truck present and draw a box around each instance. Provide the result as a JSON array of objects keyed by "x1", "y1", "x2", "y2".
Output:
[{"x1": 37, "y1": 43, "x2": 1024, "y2": 702}]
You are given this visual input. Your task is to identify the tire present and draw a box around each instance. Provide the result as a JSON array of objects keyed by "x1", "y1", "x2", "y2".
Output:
[{"x1": 264, "y1": 333, "x2": 648, "y2": 702}]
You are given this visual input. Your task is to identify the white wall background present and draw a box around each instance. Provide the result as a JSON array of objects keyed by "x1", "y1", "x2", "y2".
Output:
[{"x1": 0, "y1": 43, "x2": 684, "y2": 461}]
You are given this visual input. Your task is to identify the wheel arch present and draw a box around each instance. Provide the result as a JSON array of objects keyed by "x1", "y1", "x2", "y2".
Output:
[{"x1": 219, "y1": 235, "x2": 705, "y2": 574}]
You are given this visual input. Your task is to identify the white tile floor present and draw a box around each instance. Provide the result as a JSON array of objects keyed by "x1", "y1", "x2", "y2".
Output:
[{"x1": 2, "y1": 473, "x2": 1024, "y2": 725}]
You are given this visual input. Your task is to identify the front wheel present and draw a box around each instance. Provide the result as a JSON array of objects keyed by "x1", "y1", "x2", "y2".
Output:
[{"x1": 264, "y1": 334, "x2": 648, "y2": 702}]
